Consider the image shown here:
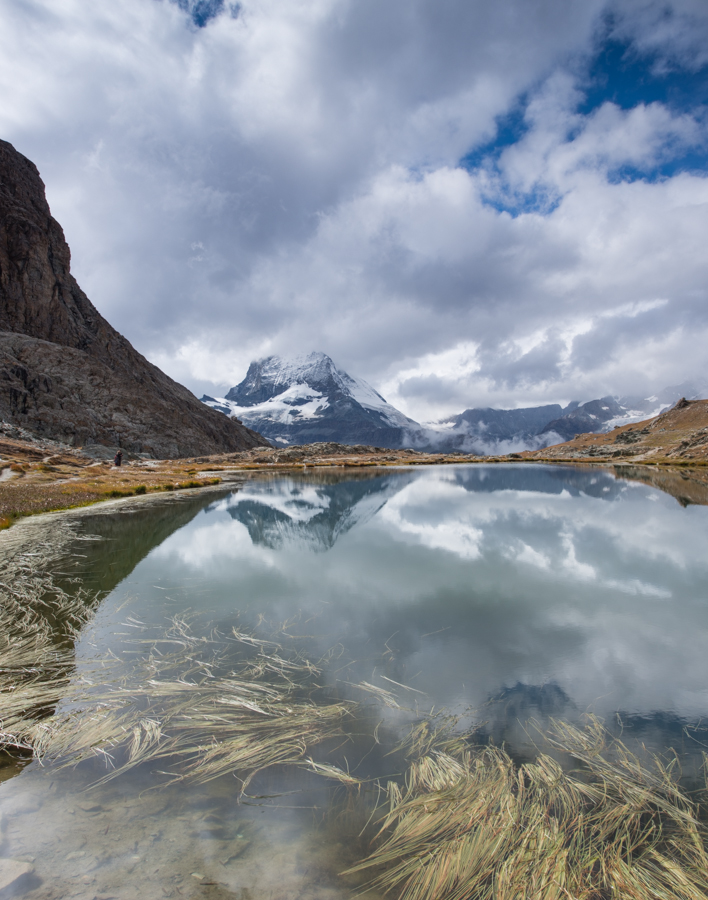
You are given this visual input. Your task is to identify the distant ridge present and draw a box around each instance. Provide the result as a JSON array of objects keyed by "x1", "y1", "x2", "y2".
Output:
[
  {"x1": 419, "y1": 403, "x2": 575, "y2": 453},
  {"x1": 416, "y1": 382, "x2": 708, "y2": 453},
  {"x1": 538, "y1": 382, "x2": 708, "y2": 441},
  {"x1": 0, "y1": 140, "x2": 269, "y2": 458},
  {"x1": 527, "y1": 397, "x2": 708, "y2": 465},
  {"x1": 201, "y1": 347, "x2": 708, "y2": 454}
]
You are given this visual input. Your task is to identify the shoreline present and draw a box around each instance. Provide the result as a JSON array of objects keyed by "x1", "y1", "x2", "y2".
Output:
[
  {"x1": 4, "y1": 398, "x2": 708, "y2": 528},
  {"x1": 2, "y1": 452, "x2": 708, "y2": 533}
]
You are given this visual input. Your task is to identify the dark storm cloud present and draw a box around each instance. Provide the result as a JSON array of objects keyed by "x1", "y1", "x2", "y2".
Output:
[{"x1": 0, "y1": 0, "x2": 706, "y2": 418}]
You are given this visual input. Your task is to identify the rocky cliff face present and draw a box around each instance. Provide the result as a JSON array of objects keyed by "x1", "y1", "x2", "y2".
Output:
[{"x1": 0, "y1": 140, "x2": 269, "y2": 457}]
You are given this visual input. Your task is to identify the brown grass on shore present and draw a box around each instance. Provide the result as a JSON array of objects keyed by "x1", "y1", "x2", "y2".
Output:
[
  {"x1": 0, "y1": 436, "x2": 478, "y2": 525},
  {"x1": 5, "y1": 414, "x2": 708, "y2": 528},
  {"x1": 0, "y1": 466, "x2": 223, "y2": 523}
]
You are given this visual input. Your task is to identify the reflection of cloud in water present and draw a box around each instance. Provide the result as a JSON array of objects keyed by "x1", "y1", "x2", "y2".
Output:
[
  {"x1": 132, "y1": 465, "x2": 708, "y2": 734},
  {"x1": 380, "y1": 477, "x2": 484, "y2": 558},
  {"x1": 152, "y1": 517, "x2": 276, "y2": 569}
]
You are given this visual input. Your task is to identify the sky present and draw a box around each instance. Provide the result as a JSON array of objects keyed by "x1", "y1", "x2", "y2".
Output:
[{"x1": 1, "y1": 0, "x2": 707, "y2": 421}]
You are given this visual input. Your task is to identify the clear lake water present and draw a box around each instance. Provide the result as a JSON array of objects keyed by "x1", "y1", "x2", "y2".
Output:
[{"x1": 2, "y1": 463, "x2": 708, "y2": 899}]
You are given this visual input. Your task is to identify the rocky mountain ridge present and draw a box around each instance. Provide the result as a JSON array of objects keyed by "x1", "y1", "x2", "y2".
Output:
[
  {"x1": 203, "y1": 349, "x2": 707, "y2": 454},
  {"x1": 416, "y1": 381, "x2": 707, "y2": 452},
  {"x1": 423, "y1": 403, "x2": 575, "y2": 453},
  {"x1": 0, "y1": 139, "x2": 269, "y2": 457},
  {"x1": 536, "y1": 381, "x2": 707, "y2": 442}
]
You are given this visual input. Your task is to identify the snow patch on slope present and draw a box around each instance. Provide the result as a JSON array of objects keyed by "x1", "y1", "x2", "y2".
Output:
[
  {"x1": 205, "y1": 383, "x2": 328, "y2": 428},
  {"x1": 601, "y1": 405, "x2": 666, "y2": 431},
  {"x1": 338, "y1": 370, "x2": 414, "y2": 427}
]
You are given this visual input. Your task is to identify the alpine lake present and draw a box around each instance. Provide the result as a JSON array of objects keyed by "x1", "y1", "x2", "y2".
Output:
[{"x1": 2, "y1": 462, "x2": 708, "y2": 900}]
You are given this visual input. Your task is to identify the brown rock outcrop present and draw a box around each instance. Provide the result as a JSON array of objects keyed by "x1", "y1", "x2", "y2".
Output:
[{"x1": 0, "y1": 140, "x2": 269, "y2": 457}]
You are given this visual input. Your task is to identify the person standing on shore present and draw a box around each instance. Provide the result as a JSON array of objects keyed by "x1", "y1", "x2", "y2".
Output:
[{"x1": 114, "y1": 449, "x2": 123, "y2": 467}]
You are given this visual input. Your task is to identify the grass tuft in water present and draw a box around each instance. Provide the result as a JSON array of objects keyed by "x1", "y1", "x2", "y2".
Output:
[
  {"x1": 26, "y1": 619, "x2": 356, "y2": 794},
  {"x1": 345, "y1": 716, "x2": 708, "y2": 900},
  {"x1": 0, "y1": 520, "x2": 101, "y2": 750}
]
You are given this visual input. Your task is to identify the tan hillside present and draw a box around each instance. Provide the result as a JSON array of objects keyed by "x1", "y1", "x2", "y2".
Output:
[{"x1": 526, "y1": 398, "x2": 708, "y2": 463}]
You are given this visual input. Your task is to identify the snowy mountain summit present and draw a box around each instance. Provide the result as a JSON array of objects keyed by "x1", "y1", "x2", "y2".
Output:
[{"x1": 201, "y1": 352, "x2": 419, "y2": 447}]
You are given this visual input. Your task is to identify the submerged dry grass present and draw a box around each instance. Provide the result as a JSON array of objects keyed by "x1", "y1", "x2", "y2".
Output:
[
  {"x1": 0, "y1": 516, "x2": 353, "y2": 791},
  {"x1": 4, "y1": 515, "x2": 708, "y2": 896},
  {"x1": 30, "y1": 620, "x2": 356, "y2": 793},
  {"x1": 0, "y1": 500, "x2": 358, "y2": 793},
  {"x1": 0, "y1": 516, "x2": 101, "y2": 750},
  {"x1": 5, "y1": 558, "x2": 708, "y2": 898},
  {"x1": 346, "y1": 718, "x2": 708, "y2": 900},
  {"x1": 0, "y1": 601, "x2": 356, "y2": 793},
  {"x1": 0, "y1": 600, "x2": 73, "y2": 748}
]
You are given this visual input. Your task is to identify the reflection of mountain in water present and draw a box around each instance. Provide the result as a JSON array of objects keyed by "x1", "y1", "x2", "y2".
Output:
[
  {"x1": 225, "y1": 464, "x2": 666, "y2": 552},
  {"x1": 481, "y1": 682, "x2": 575, "y2": 755},
  {"x1": 611, "y1": 464, "x2": 708, "y2": 507},
  {"x1": 481, "y1": 683, "x2": 708, "y2": 776},
  {"x1": 452, "y1": 464, "x2": 627, "y2": 500},
  {"x1": 226, "y1": 471, "x2": 414, "y2": 550},
  {"x1": 452, "y1": 462, "x2": 708, "y2": 507}
]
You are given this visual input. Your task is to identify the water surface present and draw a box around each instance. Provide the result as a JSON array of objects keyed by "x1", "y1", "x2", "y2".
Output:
[{"x1": 2, "y1": 463, "x2": 708, "y2": 899}]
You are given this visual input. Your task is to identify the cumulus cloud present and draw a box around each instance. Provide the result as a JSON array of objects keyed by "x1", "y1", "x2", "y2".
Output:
[{"x1": 0, "y1": 0, "x2": 706, "y2": 418}]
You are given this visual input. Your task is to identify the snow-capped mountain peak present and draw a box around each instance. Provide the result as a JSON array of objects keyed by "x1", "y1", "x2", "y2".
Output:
[
  {"x1": 203, "y1": 352, "x2": 419, "y2": 447},
  {"x1": 228, "y1": 352, "x2": 335, "y2": 405}
]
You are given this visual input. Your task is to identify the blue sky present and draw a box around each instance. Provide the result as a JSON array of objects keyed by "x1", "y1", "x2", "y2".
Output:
[
  {"x1": 0, "y1": 0, "x2": 707, "y2": 418},
  {"x1": 463, "y1": 25, "x2": 708, "y2": 216}
]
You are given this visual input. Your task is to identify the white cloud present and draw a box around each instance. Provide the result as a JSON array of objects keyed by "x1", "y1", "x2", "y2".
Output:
[
  {"x1": 0, "y1": 0, "x2": 706, "y2": 418},
  {"x1": 611, "y1": 0, "x2": 708, "y2": 70}
]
